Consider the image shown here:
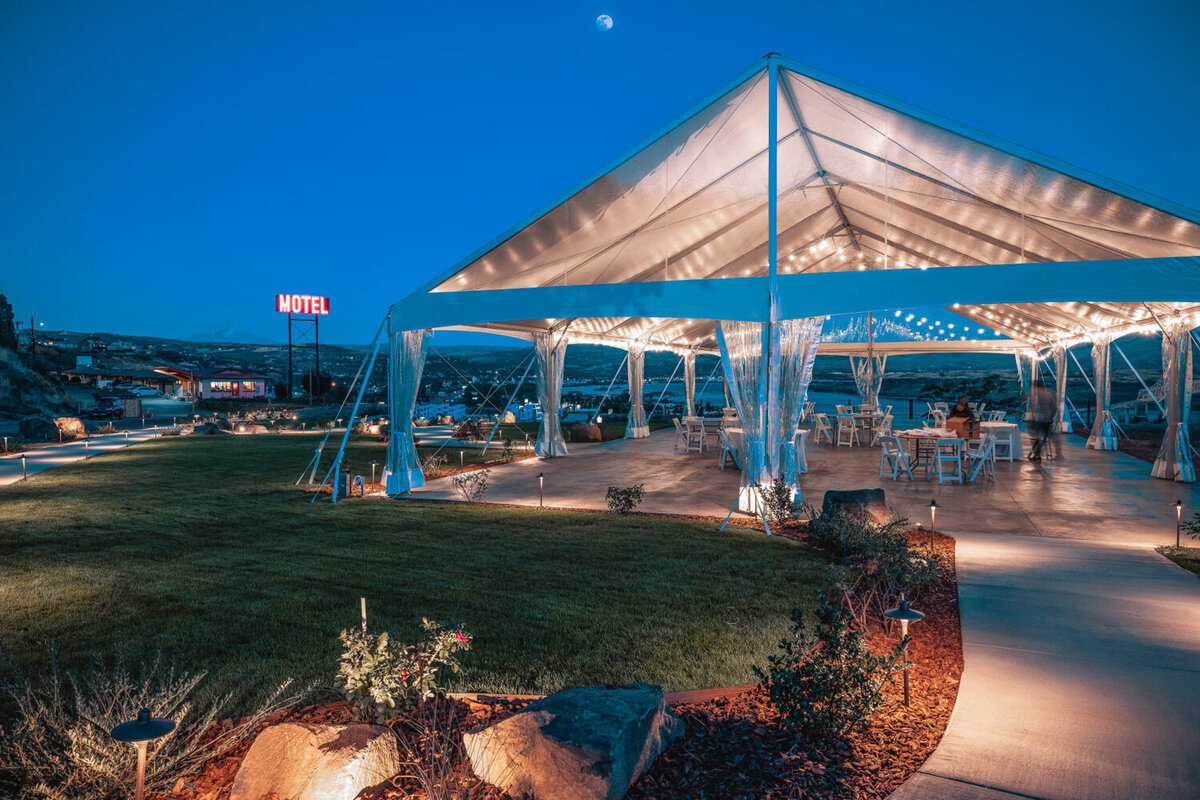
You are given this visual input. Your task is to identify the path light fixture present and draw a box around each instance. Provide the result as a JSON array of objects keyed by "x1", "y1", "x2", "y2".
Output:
[
  {"x1": 538, "y1": 472, "x2": 545, "y2": 508},
  {"x1": 459, "y1": 450, "x2": 464, "y2": 469},
  {"x1": 370, "y1": 461, "x2": 379, "y2": 483},
  {"x1": 885, "y1": 593, "x2": 925, "y2": 707},
  {"x1": 1175, "y1": 499, "x2": 1183, "y2": 548},
  {"x1": 84, "y1": 440, "x2": 89, "y2": 459},
  {"x1": 110, "y1": 709, "x2": 176, "y2": 800},
  {"x1": 3, "y1": 436, "x2": 7, "y2": 452},
  {"x1": 124, "y1": 431, "x2": 130, "y2": 441},
  {"x1": 20, "y1": 454, "x2": 27, "y2": 480},
  {"x1": 929, "y1": 499, "x2": 937, "y2": 547}
]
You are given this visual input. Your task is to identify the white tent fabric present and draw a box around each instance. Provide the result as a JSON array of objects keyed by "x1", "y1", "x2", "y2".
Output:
[
  {"x1": 850, "y1": 355, "x2": 887, "y2": 406},
  {"x1": 625, "y1": 342, "x2": 649, "y2": 438},
  {"x1": 1153, "y1": 319, "x2": 1195, "y2": 481},
  {"x1": 534, "y1": 331, "x2": 568, "y2": 457},
  {"x1": 1050, "y1": 345, "x2": 1072, "y2": 433},
  {"x1": 683, "y1": 350, "x2": 697, "y2": 418},
  {"x1": 384, "y1": 54, "x2": 1200, "y2": 497},
  {"x1": 1087, "y1": 335, "x2": 1118, "y2": 450},
  {"x1": 384, "y1": 328, "x2": 430, "y2": 494},
  {"x1": 779, "y1": 317, "x2": 823, "y2": 482}
]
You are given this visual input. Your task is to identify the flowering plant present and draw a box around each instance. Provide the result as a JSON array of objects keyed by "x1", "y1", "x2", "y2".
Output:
[{"x1": 337, "y1": 617, "x2": 472, "y2": 722}]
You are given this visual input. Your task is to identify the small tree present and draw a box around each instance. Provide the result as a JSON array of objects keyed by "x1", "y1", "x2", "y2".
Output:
[
  {"x1": 450, "y1": 468, "x2": 490, "y2": 503},
  {"x1": 760, "y1": 479, "x2": 800, "y2": 523},
  {"x1": 754, "y1": 592, "x2": 908, "y2": 737}
]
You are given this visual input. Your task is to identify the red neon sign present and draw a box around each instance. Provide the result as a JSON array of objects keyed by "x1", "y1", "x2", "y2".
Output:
[{"x1": 276, "y1": 294, "x2": 330, "y2": 315}]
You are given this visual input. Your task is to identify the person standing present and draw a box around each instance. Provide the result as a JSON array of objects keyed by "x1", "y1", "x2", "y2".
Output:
[{"x1": 1028, "y1": 379, "x2": 1056, "y2": 461}]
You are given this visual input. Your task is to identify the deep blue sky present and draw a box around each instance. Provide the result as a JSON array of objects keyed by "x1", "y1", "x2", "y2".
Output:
[{"x1": 3, "y1": 1, "x2": 1197, "y2": 344}]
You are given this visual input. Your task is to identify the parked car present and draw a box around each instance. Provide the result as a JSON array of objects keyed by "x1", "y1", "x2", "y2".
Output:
[
  {"x1": 126, "y1": 386, "x2": 162, "y2": 397},
  {"x1": 83, "y1": 402, "x2": 123, "y2": 420}
]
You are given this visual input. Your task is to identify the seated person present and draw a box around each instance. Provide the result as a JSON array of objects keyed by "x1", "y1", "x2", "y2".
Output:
[{"x1": 948, "y1": 396, "x2": 975, "y2": 420}]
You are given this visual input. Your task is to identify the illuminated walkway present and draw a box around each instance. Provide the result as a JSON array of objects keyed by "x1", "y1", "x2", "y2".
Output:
[
  {"x1": 413, "y1": 429, "x2": 1200, "y2": 798},
  {"x1": 0, "y1": 430, "x2": 160, "y2": 487}
]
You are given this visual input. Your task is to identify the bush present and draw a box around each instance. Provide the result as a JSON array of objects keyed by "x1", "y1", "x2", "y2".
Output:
[
  {"x1": 450, "y1": 468, "x2": 490, "y2": 503},
  {"x1": 337, "y1": 618, "x2": 472, "y2": 723},
  {"x1": 753, "y1": 592, "x2": 907, "y2": 737},
  {"x1": 0, "y1": 644, "x2": 298, "y2": 800},
  {"x1": 501, "y1": 438, "x2": 515, "y2": 462},
  {"x1": 452, "y1": 418, "x2": 484, "y2": 443},
  {"x1": 803, "y1": 505, "x2": 943, "y2": 629},
  {"x1": 760, "y1": 479, "x2": 799, "y2": 523},
  {"x1": 95, "y1": 422, "x2": 117, "y2": 434},
  {"x1": 605, "y1": 484, "x2": 645, "y2": 515},
  {"x1": 159, "y1": 426, "x2": 183, "y2": 436},
  {"x1": 422, "y1": 453, "x2": 448, "y2": 472}
]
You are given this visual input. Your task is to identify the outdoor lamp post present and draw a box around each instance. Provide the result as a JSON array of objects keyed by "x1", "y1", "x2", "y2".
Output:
[
  {"x1": 538, "y1": 472, "x2": 544, "y2": 508},
  {"x1": 370, "y1": 461, "x2": 379, "y2": 484},
  {"x1": 124, "y1": 431, "x2": 130, "y2": 442},
  {"x1": 885, "y1": 593, "x2": 926, "y2": 707},
  {"x1": 84, "y1": 440, "x2": 89, "y2": 459},
  {"x1": 20, "y1": 454, "x2": 27, "y2": 480},
  {"x1": 110, "y1": 709, "x2": 176, "y2": 800},
  {"x1": 1175, "y1": 499, "x2": 1183, "y2": 548},
  {"x1": 929, "y1": 499, "x2": 937, "y2": 547}
]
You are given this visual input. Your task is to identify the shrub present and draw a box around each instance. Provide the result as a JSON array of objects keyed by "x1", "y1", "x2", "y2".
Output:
[
  {"x1": 159, "y1": 426, "x2": 183, "y2": 436},
  {"x1": 452, "y1": 418, "x2": 484, "y2": 442},
  {"x1": 337, "y1": 618, "x2": 472, "y2": 723},
  {"x1": 422, "y1": 453, "x2": 448, "y2": 472},
  {"x1": 753, "y1": 592, "x2": 907, "y2": 737},
  {"x1": 450, "y1": 468, "x2": 490, "y2": 503},
  {"x1": 1180, "y1": 512, "x2": 1200, "y2": 541},
  {"x1": 605, "y1": 484, "x2": 645, "y2": 515},
  {"x1": 760, "y1": 479, "x2": 800, "y2": 523},
  {"x1": 393, "y1": 695, "x2": 491, "y2": 800},
  {"x1": 803, "y1": 505, "x2": 943, "y2": 629},
  {"x1": 0, "y1": 644, "x2": 298, "y2": 800},
  {"x1": 95, "y1": 422, "x2": 117, "y2": 435},
  {"x1": 501, "y1": 438, "x2": 515, "y2": 462}
]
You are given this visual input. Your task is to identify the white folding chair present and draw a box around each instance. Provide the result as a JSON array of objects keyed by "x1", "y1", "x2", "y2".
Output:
[
  {"x1": 836, "y1": 404, "x2": 853, "y2": 416},
  {"x1": 717, "y1": 428, "x2": 740, "y2": 471},
  {"x1": 879, "y1": 435, "x2": 915, "y2": 481},
  {"x1": 813, "y1": 413, "x2": 834, "y2": 445},
  {"x1": 924, "y1": 402, "x2": 939, "y2": 424},
  {"x1": 801, "y1": 400, "x2": 816, "y2": 423},
  {"x1": 930, "y1": 410, "x2": 948, "y2": 429},
  {"x1": 685, "y1": 420, "x2": 708, "y2": 453},
  {"x1": 871, "y1": 413, "x2": 894, "y2": 446},
  {"x1": 882, "y1": 404, "x2": 893, "y2": 418},
  {"x1": 934, "y1": 438, "x2": 964, "y2": 484},
  {"x1": 836, "y1": 415, "x2": 860, "y2": 447},
  {"x1": 992, "y1": 427, "x2": 1014, "y2": 461},
  {"x1": 672, "y1": 418, "x2": 688, "y2": 452},
  {"x1": 966, "y1": 432, "x2": 996, "y2": 482},
  {"x1": 987, "y1": 410, "x2": 1006, "y2": 422}
]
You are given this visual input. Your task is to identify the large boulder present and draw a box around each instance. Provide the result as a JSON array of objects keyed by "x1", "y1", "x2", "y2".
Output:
[
  {"x1": 570, "y1": 421, "x2": 603, "y2": 443},
  {"x1": 19, "y1": 416, "x2": 58, "y2": 443},
  {"x1": 230, "y1": 722, "x2": 400, "y2": 800},
  {"x1": 821, "y1": 488, "x2": 890, "y2": 524},
  {"x1": 195, "y1": 422, "x2": 224, "y2": 435},
  {"x1": 53, "y1": 417, "x2": 86, "y2": 441},
  {"x1": 499, "y1": 410, "x2": 517, "y2": 424},
  {"x1": 464, "y1": 682, "x2": 683, "y2": 800}
]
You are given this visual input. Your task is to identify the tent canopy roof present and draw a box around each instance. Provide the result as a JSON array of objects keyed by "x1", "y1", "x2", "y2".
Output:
[{"x1": 395, "y1": 55, "x2": 1200, "y2": 353}]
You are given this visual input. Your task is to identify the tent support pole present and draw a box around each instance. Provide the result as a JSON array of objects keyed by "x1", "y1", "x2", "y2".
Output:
[
  {"x1": 646, "y1": 355, "x2": 685, "y2": 421},
  {"x1": 1113, "y1": 342, "x2": 1166, "y2": 417},
  {"x1": 479, "y1": 350, "x2": 536, "y2": 456},
  {"x1": 587, "y1": 353, "x2": 628, "y2": 423},
  {"x1": 313, "y1": 316, "x2": 387, "y2": 503}
]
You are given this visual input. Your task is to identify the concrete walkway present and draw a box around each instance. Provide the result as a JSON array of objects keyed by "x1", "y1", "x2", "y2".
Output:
[
  {"x1": 0, "y1": 429, "x2": 160, "y2": 487},
  {"x1": 891, "y1": 532, "x2": 1200, "y2": 800}
]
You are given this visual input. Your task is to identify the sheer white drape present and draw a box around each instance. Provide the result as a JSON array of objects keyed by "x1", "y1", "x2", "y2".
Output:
[
  {"x1": 384, "y1": 328, "x2": 431, "y2": 495},
  {"x1": 625, "y1": 342, "x2": 649, "y2": 438},
  {"x1": 683, "y1": 350, "x2": 696, "y2": 418},
  {"x1": 1087, "y1": 335, "x2": 1118, "y2": 450},
  {"x1": 850, "y1": 355, "x2": 887, "y2": 406},
  {"x1": 1016, "y1": 351, "x2": 1036, "y2": 421},
  {"x1": 1153, "y1": 320, "x2": 1195, "y2": 481},
  {"x1": 1051, "y1": 346, "x2": 1072, "y2": 433},
  {"x1": 535, "y1": 331, "x2": 568, "y2": 457},
  {"x1": 779, "y1": 318, "x2": 823, "y2": 483},
  {"x1": 718, "y1": 320, "x2": 769, "y2": 511}
]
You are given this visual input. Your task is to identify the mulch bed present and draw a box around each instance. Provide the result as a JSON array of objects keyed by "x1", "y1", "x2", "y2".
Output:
[{"x1": 160, "y1": 531, "x2": 961, "y2": 800}]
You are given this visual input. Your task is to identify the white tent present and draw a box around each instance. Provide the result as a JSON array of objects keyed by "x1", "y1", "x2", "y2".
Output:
[{"x1": 382, "y1": 54, "x2": 1200, "y2": 498}]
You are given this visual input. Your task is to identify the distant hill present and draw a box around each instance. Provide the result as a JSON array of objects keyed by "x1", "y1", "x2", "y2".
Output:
[{"x1": 186, "y1": 322, "x2": 278, "y2": 345}]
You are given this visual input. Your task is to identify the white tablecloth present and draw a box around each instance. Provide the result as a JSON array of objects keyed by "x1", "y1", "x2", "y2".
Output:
[{"x1": 980, "y1": 421, "x2": 1023, "y2": 460}]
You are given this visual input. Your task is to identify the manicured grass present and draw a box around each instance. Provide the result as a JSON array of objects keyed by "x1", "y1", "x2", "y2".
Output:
[
  {"x1": 0, "y1": 434, "x2": 831, "y2": 711},
  {"x1": 1157, "y1": 545, "x2": 1200, "y2": 578}
]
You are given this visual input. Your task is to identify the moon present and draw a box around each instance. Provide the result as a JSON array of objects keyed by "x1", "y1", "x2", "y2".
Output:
[{"x1": 596, "y1": 14, "x2": 613, "y2": 31}]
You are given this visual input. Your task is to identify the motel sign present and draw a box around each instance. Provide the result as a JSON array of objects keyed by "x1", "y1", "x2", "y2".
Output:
[{"x1": 276, "y1": 294, "x2": 330, "y2": 315}]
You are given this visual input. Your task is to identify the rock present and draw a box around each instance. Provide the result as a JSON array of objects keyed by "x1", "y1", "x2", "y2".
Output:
[
  {"x1": 464, "y1": 682, "x2": 684, "y2": 800},
  {"x1": 246, "y1": 423, "x2": 268, "y2": 433},
  {"x1": 195, "y1": 422, "x2": 224, "y2": 435},
  {"x1": 229, "y1": 722, "x2": 400, "y2": 800},
  {"x1": 215, "y1": 418, "x2": 234, "y2": 431},
  {"x1": 570, "y1": 421, "x2": 603, "y2": 443},
  {"x1": 54, "y1": 417, "x2": 87, "y2": 441},
  {"x1": 821, "y1": 488, "x2": 890, "y2": 523},
  {"x1": 500, "y1": 410, "x2": 516, "y2": 424},
  {"x1": 19, "y1": 416, "x2": 58, "y2": 442}
]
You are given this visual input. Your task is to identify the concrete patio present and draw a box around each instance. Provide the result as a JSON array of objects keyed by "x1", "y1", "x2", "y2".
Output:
[{"x1": 409, "y1": 427, "x2": 1200, "y2": 799}]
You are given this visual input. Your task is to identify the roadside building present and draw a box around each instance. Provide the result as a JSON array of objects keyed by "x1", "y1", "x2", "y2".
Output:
[{"x1": 198, "y1": 367, "x2": 272, "y2": 400}]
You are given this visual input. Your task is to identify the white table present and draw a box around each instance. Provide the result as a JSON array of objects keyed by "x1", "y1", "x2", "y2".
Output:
[{"x1": 981, "y1": 421, "x2": 1023, "y2": 460}]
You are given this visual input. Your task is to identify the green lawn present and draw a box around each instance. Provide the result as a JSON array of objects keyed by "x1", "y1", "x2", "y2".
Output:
[
  {"x1": 0, "y1": 434, "x2": 830, "y2": 711},
  {"x1": 1157, "y1": 545, "x2": 1200, "y2": 578}
]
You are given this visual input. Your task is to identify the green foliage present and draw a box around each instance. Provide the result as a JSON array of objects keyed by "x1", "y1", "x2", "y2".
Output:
[
  {"x1": 754, "y1": 592, "x2": 907, "y2": 737},
  {"x1": 452, "y1": 418, "x2": 484, "y2": 443},
  {"x1": 337, "y1": 618, "x2": 472, "y2": 722},
  {"x1": 0, "y1": 644, "x2": 297, "y2": 800},
  {"x1": 760, "y1": 479, "x2": 800, "y2": 523},
  {"x1": 804, "y1": 505, "x2": 943, "y2": 628},
  {"x1": 605, "y1": 484, "x2": 645, "y2": 515},
  {"x1": 501, "y1": 438, "x2": 515, "y2": 462},
  {"x1": 95, "y1": 422, "x2": 117, "y2": 435},
  {"x1": 1179, "y1": 512, "x2": 1200, "y2": 541},
  {"x1": 450, "y1": 468, "x2": 490, "y2": 503}
]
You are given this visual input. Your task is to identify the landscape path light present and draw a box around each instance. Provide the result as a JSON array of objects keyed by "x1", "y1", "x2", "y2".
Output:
[
  {"x1": 110, "y1": 709, "x2": 176, "y2": 800},
  {"x1": 885, "y1": 593, "x2": 925, "y2": 707},
  {"x1": 1175, "y1": 499, "x2": 1183, "y2": 548},
  {"x1": 370, "y1": 460, "x2": 379, "y2": 483},
  {"x1": 20, "y1": 454, "x2": 27, "y2": 480},
  {"x1": 538, "y1": 472, "x2": 545, "y2": 508},
  {"x1": 84, "y1": 440, "x2": 89, "y2": 459},
  {"x1": 929, "y1": 499, "x2": 937, "y2": 547}
]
